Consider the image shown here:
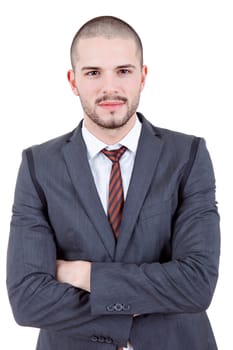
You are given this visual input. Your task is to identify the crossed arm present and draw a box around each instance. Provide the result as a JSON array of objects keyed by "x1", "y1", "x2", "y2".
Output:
[{"x1": 56, "y1": 260, "x2": 91, "y2": 292}]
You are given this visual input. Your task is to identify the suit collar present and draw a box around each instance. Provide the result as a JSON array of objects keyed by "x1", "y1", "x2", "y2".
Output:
[
  {"x1": 115, "y1": 113, "x2": 164, "y2": 260},
  {"x1": 63, "y1": 122, "x2": 116, "y2": 260},
  {"x1": 63, "y1": 114, "x2": 164, "y2": 260},
  {"x1": 81, "y1": 116, "x2": 142, "y2": 160}
]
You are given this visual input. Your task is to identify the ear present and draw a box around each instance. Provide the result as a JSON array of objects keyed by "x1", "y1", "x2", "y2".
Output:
[
  {"x1": 140, "y1": 65, "x2": 148, "y2": 91},
  {"x1": 67, "y1": 69, "x2": 79, "y2": 96}
]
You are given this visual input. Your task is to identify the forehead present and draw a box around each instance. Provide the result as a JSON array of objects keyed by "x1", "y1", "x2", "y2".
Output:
[{"x1": 74, "y1": 37, "x2": 139, "y2": 67}]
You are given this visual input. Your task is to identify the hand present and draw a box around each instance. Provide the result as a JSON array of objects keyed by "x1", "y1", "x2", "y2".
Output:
[{"x1": 56, "y1": 260, "x2": 91, "y2": 292}]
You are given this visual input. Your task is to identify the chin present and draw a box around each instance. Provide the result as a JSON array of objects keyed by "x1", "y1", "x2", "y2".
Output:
[{"x1": 98, "y1": 115, "x2": 133, "y2": 130}]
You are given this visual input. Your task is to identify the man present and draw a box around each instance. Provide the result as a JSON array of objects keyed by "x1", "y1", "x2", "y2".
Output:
[{"x1": 7, "y1": 16, "x2": 220, "y2": 350}]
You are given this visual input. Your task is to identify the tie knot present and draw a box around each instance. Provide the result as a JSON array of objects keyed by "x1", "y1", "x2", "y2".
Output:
[{"x1": 102, "y1": 146, "x2": 127, "y2": 163}]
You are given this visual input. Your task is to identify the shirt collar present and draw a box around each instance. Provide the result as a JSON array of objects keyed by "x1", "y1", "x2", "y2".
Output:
[{"x1": 82, "y1": 117, "x2": 142, "y2": 160}]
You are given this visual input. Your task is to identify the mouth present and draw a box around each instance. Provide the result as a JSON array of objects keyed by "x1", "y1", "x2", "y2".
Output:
[
  {"x1": 96, "y1": 96, "x2": 127, "y2": 111},
  {"x1": 97, "y1": 100, "x2": 126, "y2": 110}
]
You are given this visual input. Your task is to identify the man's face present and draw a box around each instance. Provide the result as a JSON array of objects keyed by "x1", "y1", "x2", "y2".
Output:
[{"x1": 68, "y1": 36, "x2": 147, "y2": 130}]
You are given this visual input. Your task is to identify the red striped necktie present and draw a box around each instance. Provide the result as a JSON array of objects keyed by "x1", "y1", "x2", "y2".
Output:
[
  {"x1": 102, "y1": 146, "x2": 127, "y2": 350},
  {"x1": 101, "y1": 146, "x2": 127, "y2": 239}
]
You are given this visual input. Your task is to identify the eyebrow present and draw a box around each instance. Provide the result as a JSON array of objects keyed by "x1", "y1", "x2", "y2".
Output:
[
  {"x1": 116, "y1": 64, "x2": 136, "y2": 69},
  {"x1": 81, "y1": 64, "x2": 137, "y2": 71},
  {"x1": 81, "y1": 66, "x2": 100, "y2": 71}
]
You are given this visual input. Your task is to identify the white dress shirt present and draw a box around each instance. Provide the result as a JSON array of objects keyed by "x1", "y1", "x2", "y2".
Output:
[
  {"x1": 82, "y1": 117, "x2": 142, "y2": 350},
  {"x1": 82, "y1": 117, "x2": 142, "y2": 214}
]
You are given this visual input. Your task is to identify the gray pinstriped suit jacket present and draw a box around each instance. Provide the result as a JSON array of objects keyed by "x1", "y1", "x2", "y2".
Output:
[{"x1": 7, "y1": 113, "x2": 220, "y2": 349}]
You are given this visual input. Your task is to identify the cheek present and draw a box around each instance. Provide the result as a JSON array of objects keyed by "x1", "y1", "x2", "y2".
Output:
[
  {"x1": 127, "y1": 80, "x2": 143, "y2": 96},
  {"x1": 129, "y1": 75, "x2": 143, "y2": 88},
  {"x1": 77, "y1": 81, "x2": 99, "y2": 98}
]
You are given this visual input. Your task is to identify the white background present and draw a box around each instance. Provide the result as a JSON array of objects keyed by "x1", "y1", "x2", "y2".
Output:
[{"x1": 0, "y1": 1, "x2": 232, "y2": 348}]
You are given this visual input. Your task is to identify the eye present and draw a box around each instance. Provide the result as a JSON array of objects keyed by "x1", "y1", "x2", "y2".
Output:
[
  {"x1": 86, "y1": 71, "x2": 100, "y2": 77},
  {"x1": 118, "y1": 69, "x2": 131, "y2": 75}
]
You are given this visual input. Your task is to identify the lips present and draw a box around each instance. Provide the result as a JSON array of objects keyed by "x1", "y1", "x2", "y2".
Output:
[
  {"x1": 98, "y1": 100, "x2": 125, "y2": 106},
  {"x1": 97, "y1": 100, "x2": 126, "y2": 110},
  {"x1": 96, "y1": 95, "x2": 127, "y2": 103}
]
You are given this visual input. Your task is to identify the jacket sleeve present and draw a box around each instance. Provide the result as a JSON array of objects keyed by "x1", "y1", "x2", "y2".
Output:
[
  {"x1": 6, "y1": 150, "x2": 132, "y2": 347},
  {"x1": 90, "y1": 138, "x2": 220, "y2": 316}
]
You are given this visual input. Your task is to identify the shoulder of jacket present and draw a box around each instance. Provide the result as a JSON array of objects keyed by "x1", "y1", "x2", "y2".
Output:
[{"x1": 24, "y1": 128, "x2": 77, "y2": 156}]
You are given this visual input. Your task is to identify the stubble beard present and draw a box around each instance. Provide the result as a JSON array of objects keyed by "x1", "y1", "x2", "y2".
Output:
[{"x1": 79, "y1": 94, "x2": 140, "y2": 130}]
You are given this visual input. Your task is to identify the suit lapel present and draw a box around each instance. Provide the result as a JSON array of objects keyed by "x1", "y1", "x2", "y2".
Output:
[
  {"x1": 62, "y1": 123, "x2": 115, "y2": 260},
  {"x1": 115, "y1": 116, "x2": 164, "y2": 260}
]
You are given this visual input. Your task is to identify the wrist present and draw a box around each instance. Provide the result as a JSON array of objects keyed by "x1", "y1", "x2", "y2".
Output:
[{"x1": 74, "y1": 261, "x2": 91, "y2": 292}]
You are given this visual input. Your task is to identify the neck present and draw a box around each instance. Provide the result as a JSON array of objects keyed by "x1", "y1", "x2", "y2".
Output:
[{"x1": 84, "y1": 114, "x2": 137, "y2": 145}]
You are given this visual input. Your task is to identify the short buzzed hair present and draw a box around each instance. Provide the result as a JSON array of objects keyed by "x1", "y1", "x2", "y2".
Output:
[{"x1": 70, "y1": 16, "x2": 143, "y2": 69}]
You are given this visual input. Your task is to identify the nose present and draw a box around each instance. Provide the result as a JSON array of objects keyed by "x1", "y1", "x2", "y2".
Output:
[{"x1": 100, "y1": 72, "x2": 119, "y2": 95}]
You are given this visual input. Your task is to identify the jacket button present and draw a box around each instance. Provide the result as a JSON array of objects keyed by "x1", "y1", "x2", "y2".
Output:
[
  {"x1": 123, "y1": 304, "x2": 130, "y2": 311},
  {"x1": 98, "y1": 336, "x2": 105, "y2": 343},
  {"x1": 106, "y1": 304, "x2": 114, "y2": 312},
  {"x1": 114, "y1": 303, "x2": 122, "y2": 311},
  {"x1": 91, "y1": 335, "x2": 98, "y2": 342},
  {"x1": 105, "y1": 337, "x2": 113, "y2": 344},
  {"x1": 114, "y1": 303, "x2": 123, "y2": 311}
]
